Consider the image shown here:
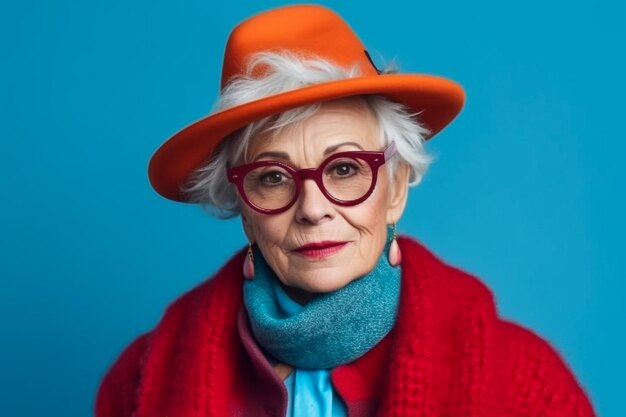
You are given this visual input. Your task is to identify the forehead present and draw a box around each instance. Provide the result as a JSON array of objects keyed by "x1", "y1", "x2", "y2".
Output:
[{"x1": 247, "y1": 97, "x2": 381, "y2": 161}]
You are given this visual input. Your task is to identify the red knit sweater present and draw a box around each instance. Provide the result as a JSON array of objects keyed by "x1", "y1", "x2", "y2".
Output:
[{"x1": 95, "y1": 236, "x2": 596, "y2": 417}]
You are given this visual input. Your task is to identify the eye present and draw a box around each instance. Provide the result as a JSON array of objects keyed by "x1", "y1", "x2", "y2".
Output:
[
  {"x1": 259, "y1": 170, "x2": 289, "y2": 185},
  {"x1": 327, "y1": 160, "x2": 359, "y2": 178}
]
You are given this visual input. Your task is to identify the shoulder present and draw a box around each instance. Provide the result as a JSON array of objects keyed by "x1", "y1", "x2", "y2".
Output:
[
  {"x1": 397, "y1": 235, "x2": 496, "y2": 313},
  {"x1": 94, "y1": 246, "x2": 248, "y2": 417},
  {"x1": 397, "y1": 235, "x2": 596, "y2": 416},
  {"x1": 498, "y1": 319, "x2": 596, "y2": 416},
  {"x1": 95, "y1": 331, "x2": 153, "y2": 417}
]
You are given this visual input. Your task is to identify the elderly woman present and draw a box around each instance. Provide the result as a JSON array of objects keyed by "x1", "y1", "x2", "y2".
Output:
[{"x1": 95, "y1": 4, "x2": 595, "y2": 417}]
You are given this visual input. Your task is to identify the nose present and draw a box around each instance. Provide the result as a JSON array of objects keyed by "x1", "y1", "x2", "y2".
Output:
[{"x1": 294, "y1": 178, "x2": 335, "y2": 225}]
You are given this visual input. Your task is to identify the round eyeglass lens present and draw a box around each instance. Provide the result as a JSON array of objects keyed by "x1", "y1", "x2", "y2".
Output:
[
  {"x1": 322, "y1": 156, "x2": 373, "y2": 202},
  {"x1": 243, "y1": 165, "x2": 296, "y2": 210}
]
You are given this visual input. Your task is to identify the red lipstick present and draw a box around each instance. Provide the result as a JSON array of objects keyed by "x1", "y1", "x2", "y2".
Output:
[{"x1": 293, "y1": 241, "x2": 348, "y2": 259}]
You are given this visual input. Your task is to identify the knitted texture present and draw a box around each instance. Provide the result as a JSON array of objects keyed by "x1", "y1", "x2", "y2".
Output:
[
  {"x1": 94, "y1": 236, "x2": 596, "y2": 417},
  {"x1": 243, "y1": 233, "x2": 400, "y2": 369}
]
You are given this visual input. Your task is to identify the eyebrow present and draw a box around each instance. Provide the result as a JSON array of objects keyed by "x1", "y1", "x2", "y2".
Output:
[
  {"x1": 253, "y1": 141, "x2": 365, "y2": 162},
  {"x1": 323, "y1": 141, "x2": 364, "y2": 155},
  {"x1": 253, "y1": 150, "x2": 291, "y2": 161}
]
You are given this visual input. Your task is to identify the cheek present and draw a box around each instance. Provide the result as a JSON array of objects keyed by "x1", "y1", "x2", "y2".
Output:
[
  {"x1": 244, "y1": 210, "x2": 294, "y2": 271},
  {"x1": 337, "y1": 182, "x2": 390, "y2": 267},
  {"x1": 345, "y1": 179, "x2": 391, "y2": 232},
  {"x1": 245, "y1": 213, "x2": 296, "y2": 283},
  {"x1": 248, "y1": 214, "x2": 287, "y2": 245}
]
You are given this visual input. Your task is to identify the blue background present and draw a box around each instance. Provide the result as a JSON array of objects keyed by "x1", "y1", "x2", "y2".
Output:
[{"x1": 1, "y1": 0, "x2": 623, "y2": 415}]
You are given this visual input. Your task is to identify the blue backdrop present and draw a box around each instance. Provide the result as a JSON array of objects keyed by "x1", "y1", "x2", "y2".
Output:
[{"x1": 1, "y1": 0, "x2": 623, "y2": 416}]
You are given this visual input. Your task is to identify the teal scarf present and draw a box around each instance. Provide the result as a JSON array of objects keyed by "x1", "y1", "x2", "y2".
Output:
[
  {"x1": 275, "y1": 283, "x2": 348, "y2": 417},
  {"x1": 243, "y1": 227, "x2": 401, "y2": 369}
]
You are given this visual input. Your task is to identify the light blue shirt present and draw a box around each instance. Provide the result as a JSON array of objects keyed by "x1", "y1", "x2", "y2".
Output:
[{"x1": 272, "y1": 280, "x2": 348, "y2": 417}]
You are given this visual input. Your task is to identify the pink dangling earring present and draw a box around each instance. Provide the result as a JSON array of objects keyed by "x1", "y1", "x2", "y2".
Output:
[
  {"x1": 388, "y1": 222, "x2": 402, "y2": 267},
  {"x1": 243, "y1": 242, "x2": 255, "y2": 280}
]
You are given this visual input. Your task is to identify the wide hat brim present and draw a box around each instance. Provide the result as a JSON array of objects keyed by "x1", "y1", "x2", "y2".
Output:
[{"x1": 148, "y1": 73, "x2": 465, "y2": 202}]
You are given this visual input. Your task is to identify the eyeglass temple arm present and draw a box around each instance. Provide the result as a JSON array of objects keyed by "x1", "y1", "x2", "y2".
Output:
[{"x1": 384, "y1": 141, "x2": 397, "y2": 161}]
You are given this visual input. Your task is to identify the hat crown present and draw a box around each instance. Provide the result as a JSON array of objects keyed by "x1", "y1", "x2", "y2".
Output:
[{"x1": 220, "y1": 5, "x2": 377, "y2": 88}]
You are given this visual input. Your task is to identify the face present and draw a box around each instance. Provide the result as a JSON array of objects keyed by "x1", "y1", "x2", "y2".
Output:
[{"x1": 239, "y1": 97, "x2": 409, "y2": 303}]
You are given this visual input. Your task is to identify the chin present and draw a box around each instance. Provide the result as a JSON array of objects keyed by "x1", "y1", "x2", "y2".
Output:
[{"x1": 297, "y1": 271, "x2": 359, "y2": 294}]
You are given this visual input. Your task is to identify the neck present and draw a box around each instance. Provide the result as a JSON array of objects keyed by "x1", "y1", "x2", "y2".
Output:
[{"x1": 279, "y1": 282, "x2": 320, "y2": 305}]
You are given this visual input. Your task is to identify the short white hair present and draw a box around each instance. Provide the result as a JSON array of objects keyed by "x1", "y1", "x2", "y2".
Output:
[{"x1": 181, "y1": 51, "x2": 434, "y2": 218}]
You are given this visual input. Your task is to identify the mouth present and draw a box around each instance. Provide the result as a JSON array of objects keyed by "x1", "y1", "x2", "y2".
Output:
[{"x1": 293, "y1": 241, "x2": 349, "y2": 259}]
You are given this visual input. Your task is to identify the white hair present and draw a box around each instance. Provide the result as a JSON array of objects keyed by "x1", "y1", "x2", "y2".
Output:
[{"x1": 181, "y1": 51, "x2": 434, "y2": 218}]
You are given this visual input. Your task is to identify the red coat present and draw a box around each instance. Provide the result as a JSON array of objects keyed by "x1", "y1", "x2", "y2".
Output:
[{"x1": 95, "y1": 236, "x2": 596, "y2": 417}]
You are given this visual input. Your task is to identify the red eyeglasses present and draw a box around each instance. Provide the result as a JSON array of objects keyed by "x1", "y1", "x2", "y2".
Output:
[{"x1": 227, "y1": 142, "x2": 397, "y2": 214}]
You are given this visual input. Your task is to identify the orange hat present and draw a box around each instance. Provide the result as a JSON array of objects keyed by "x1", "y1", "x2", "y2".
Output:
[{"x1": 148, "y1": 4, "x2": 465, "y2": 202}]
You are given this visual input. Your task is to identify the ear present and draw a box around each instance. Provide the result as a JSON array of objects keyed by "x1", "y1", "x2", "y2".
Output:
[{"x1": 385, "y1": 162, "x2": 410, "y2": 224}]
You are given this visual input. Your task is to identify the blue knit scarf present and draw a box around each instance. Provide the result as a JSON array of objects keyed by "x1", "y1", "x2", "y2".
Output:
[{"x1": 243, "y1": 227, "x2": 400, "y2": 369}]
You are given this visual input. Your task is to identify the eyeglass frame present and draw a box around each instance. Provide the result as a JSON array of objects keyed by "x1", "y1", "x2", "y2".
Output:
[{"x1": 226, "y1": 141, "x2": 397, "y2": 215}]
